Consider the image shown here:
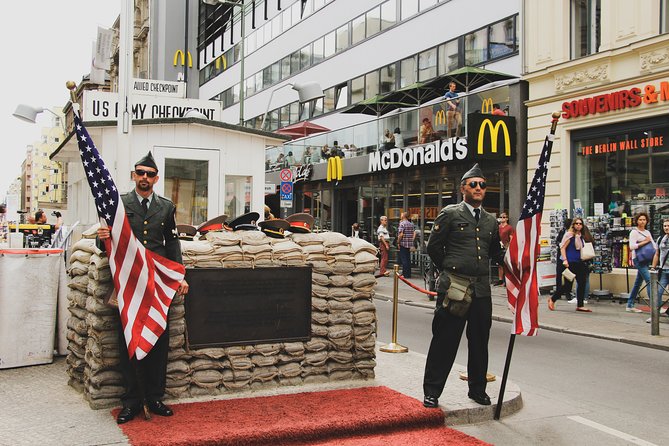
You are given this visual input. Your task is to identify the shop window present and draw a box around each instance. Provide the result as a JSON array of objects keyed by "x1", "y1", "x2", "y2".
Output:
[
  {"x1": 464, "y1": 28, "x2": 488, "y2": 65},
  {"x1": 380, "y1": 0, "x2": 396, "y2": 30},
  {"x1": 366, "y1": 7, "x2": 381, "y2": 38},
  {"x1": 418, "y1": 47, "x2": 437, "y2": 81},
  {"x1": 164, "y1": 158, "x2": 210, "y2": 226},
  {"x1": 401, "y1": 0, "x2": 418, "y2": 20},
  {"x1": 351, "y1": 14, "x2": 365, "y2": 45},
  {"x1": 399, "y1": 56, "x2": 416, "y2": 88},
  {"x1": 571, "y1": 0, "x2": 601, "y2": 58},
  {"x1": 489, "y1": 17, "x2": 515, "y2": 59}
]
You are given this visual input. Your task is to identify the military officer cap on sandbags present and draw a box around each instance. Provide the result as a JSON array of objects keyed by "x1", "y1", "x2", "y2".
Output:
[
  {"x1": 176, "y1": 224, "x2": 197, "y2": 241},
  {"x1": 196, "y1": 214, "x2": 229, "y2": 236},
  {"x1": 135, "y1": 151, "x2": 158, "y2": 171},
  {"x1": 286, "y1": 213, "x2": 315, "y2": 233},
  {"x1": 461, "y1": 163, "x2": 486, "y2": 182},
  {"x1": 229, "y1": 212, "x2": 260, "y2": 231},
  {"x1": 258, "y1": 219, "x2": 290, "y2": 239}
]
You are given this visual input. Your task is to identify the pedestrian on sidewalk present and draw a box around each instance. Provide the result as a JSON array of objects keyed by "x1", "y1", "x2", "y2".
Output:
[
  {"x1": 649, "y1": 218, "x2": 669, "y2": 321},
  {"x1": 626, "y1": 212, "x2": 657, "y2": 313},
  {"x1": 397, "y1": 212, "x2": 415, "y2": 278},
  {"x1": 548, "y1": 218, "x2": 572, "y2": 306},
  {"x1": 376, "y1": 216, "x2": 390, "y2": 277},
  {"x1": 549, "y1": 218, "x2": 593, "y2": 312},
  {"x1": 422, "y1": 163, "x2": 503, "y2": 409}
]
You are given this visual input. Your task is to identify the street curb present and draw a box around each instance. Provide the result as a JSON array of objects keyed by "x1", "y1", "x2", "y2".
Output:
[{"x1": 374, "y1": 294, "x2": 669, "y2": 352}]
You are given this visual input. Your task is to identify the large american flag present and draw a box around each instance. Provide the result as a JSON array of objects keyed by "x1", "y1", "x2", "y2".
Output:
[
  {"x1": 73, "y1": 114, "x2": 185, "y2": 360},
  {"x1": 504, "y1": 124, "x2": 556, "y2": 336}
]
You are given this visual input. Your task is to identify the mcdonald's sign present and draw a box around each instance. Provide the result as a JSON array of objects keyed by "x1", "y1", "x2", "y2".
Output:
[
  {"x1": 173, "y1": 50, "x2": 193, "y2": 68},
  {"x1": 481, "y1": 97, "x2": 494, "y2": 114},
  {"x1": 326, "y1": 156, "x2": 343, "y2": 182},
  {"x1": 215, "y1": 55, "x2": 228, "y2": 71},
  {"x1": 434, "y1": 109, "x2": 446, "y2": 126},
  {"x1": 466, "y1": 113, "x2": 516, "y2": 160}
]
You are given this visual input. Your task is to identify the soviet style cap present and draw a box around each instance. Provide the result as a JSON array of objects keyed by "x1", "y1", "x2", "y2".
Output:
[
  {"x1": 461, "y1": 163, "x2": 486, "y2": 182},
  {"x1": 196, "y1": 214, "x2": 229, "y2": 235},
  {"x1": 259, "y1": 219, "x2": 290, "y2": 239},
  {"x1": 286, "y1": 213, "x2": 315, "y2": 233},
  {"x1": 229, "y1": 212, "x2": 260, "y2": 231},
  {"x1": 176, "y1": 224, "x2": 197, "y2": 241},
  {"x1": 135, "y1": 151, "x2": 158, "y2": 171}
]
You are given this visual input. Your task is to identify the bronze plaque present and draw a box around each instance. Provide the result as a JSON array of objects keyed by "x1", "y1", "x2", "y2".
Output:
[{"x1": 184, "y1": 266, "x2": 312, "y2": 348}]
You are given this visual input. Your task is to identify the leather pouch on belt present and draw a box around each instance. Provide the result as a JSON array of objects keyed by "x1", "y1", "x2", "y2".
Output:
[{"x1": 442, "y1": 273, "x2": 473, "y2": 318}]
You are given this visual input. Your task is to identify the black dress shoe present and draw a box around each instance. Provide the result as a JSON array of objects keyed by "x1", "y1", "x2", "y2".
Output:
[
  {"x1": 468, "y1": 391, "x2": 491, "y2": 406},
  {"x1": 423, "y1": 395, "x2": 439, "y2": 408},
  {"x1": 116, "y1": 406, "x2": 140, "y2": 424},
  {"x1": 147, "y1": 400, "x2": 173, "y2": 417}
]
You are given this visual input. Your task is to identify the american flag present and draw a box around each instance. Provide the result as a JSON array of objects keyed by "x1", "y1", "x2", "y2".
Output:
[
  {"x1": 73, "y1": 114, "x2": 185, "y2": 360},
  {"x1": 504, "y1": 122, "x2": 557, "y2": 336}
]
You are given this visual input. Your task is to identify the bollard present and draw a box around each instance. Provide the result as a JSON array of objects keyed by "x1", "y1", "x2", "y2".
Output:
[
  {"x1": 380, "y1": 265, "x2": 408, "y2": 353},
  {"x1": 649, "y1": 269, "x2": 660, "y2": 336}
]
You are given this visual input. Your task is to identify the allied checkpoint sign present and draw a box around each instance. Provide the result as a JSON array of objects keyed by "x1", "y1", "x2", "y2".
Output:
[{"x1": 83, "y1": 90, "x2": 222, "y2": 121}]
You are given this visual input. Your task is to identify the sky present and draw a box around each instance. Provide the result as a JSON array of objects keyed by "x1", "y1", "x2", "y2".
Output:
[{"x1": 0, "y1": 2, "x2": 120, "y2": 201}]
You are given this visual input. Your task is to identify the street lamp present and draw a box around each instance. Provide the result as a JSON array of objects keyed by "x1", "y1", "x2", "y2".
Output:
[
  {"x1": 261, "y1": 82, "x2": 324, "y2": 130},
  {"x1": 13, "y1": 104, "x2": 66, "y2": 132},
  {"x1": 203, "y1": 0, "x2": 246, "y2": 125}
]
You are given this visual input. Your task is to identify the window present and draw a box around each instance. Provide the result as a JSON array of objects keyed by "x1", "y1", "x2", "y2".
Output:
[
  {"x1": 418, "y1": 47, "x2": 437, "y2": 81},
  {"x1": 225, "y1": 175, "x2": 252, "y2": 219},
  {"x1": 401, "y1": 0, "x2": 418, "y2": 20},
  {"x1": 380, "y1": 0, "x2": 397, "y2": 30},
  {"x1": 335, "y1": 84, "x2": 349, "y2": 109},
  {"x1": 300, "y1": 44, "x2": 312, "y2": 70},
  {"x1": 289, "y1": 101, "x2": 299, "y2": 124},
  {"x1": 281, "y1": 56, "x2": 291, "y2": 79},
  {"x1": 663, "y1": 0, "x2": 669, "y2": 33},
  {"x1": 336, "y1": 24, "x2": 349, "y2": 51},
  {"x1": 438, "y1": 39, "x2": 460, "y2": 74},
  {"x1": 323, "y1": 87, "x2": 336, "y2": 113},
  {"x1": 399, "y1": 56, "x2": 416, "y2": 88},
  {"x1": 420, "y1": 0, "x2": 438, "y2": 10},
  {"x1": 365, "y1": 70, "x2": 379, "y2": 99},
  {"x1": 290, "y1": 50, "x2": 300, "y2": 73},
  {"x1": 379, "y1": 63, "x2": 396, "y2": 94},
  {"x1": 324, "y1": 31, "x2": 336, "y2": 57},
  {"x1": 366, "y1": 7, "x2": 381, "y2": 38},
  {"x1": 489, "y1": 17, "x2": 515, "y2": 59},
  {"x1": 351, "y1": 76, "x2": 365, "y2": 103},
  {"x1": 313, "y1": 37, "x2": 325, "y2": 64},
  {"x1": 464, "y1": 28, "x2": 488, "y2": 65},
  {"x1": 571, "y1": 0, "x2": 601, "y2": 58},
  {"x1": 351, "y1": 14, "x2": 365, "y2": 45}
]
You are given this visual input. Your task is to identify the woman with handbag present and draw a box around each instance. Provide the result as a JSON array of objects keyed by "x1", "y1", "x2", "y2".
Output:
[
  {"x1": 548, "y1": 218, "x2": 592, "y2": 312},
  {"x1": 651, "y1": 218, "x2": 669, "y2": 317},
  {"x1": 626, "y1": 212, "x2": 658, "y2": 312}
]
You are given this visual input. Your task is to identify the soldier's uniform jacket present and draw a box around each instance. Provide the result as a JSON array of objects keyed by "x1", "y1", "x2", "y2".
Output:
[
  {"x1": 121, "y1": 192, "x2": 183, "y2": 264},
  {"x1": 427, "y1": 202, "x2": 502, "y2": 298}
]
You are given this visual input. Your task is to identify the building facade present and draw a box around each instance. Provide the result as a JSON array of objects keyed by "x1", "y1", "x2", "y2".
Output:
[{"x1": 524, "y1": 0, "x2": 669, "y2": 291}]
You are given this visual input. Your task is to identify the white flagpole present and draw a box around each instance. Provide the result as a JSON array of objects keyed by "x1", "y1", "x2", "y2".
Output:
[{"x1": 117, "y1": 0, "x2": 134, "y2": 192}]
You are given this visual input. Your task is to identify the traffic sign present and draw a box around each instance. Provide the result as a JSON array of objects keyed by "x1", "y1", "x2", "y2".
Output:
[
  {"x1": 280, "y1": 181, "x2": 293, "y2": 201},
  {"x1": 280, "y1": 168, "x2": 293, "y2": 182}
]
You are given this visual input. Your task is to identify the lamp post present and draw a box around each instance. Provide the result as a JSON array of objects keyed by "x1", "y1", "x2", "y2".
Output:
[
  {"x1": 13, "y1": 105, "x2": 66, "y2": 132},
  {"x1": 261, "y1": 82, "x2": 324, "y2": 130},
  {"x1": 203, "y1": 0, "x2": 246, "y2": 125}
]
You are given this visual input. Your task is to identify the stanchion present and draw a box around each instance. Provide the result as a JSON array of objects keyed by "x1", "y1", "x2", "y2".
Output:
[
  {"x1": 649, "y1": 269, "x2": 660, "y2": 336},
  {"x1": 380, "y1": 265, "x2": 408, "y2": 353}
]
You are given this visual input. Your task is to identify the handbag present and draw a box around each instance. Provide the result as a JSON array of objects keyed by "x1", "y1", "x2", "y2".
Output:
[
  {"x1": 635, "y1": 240, "x2": 656, "y2": 265},
  {"x1": 562, "y1": 268, "x2": 575, "y2": 282},
  {"x1": 580, "y1": 241, "x2": 596, "y2": 261},
  {"x1": 442, "y1": 273, "x2": 474, "y2": 318}
]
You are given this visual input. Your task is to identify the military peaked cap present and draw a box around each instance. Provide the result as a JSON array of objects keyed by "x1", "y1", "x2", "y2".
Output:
[
  {"x1": 229, "y1": 212, "x2": 260, "y2": 231},
  {"x1": 259, "y1": 219, "x2": 290, "y2": 239},
  {"x1": 176, "y1": 224, "x2": 197, "y2": 241},
  {"x1": 196, "y1": 214, "x2": 229, "y2": 235},
  {"x1": 286, "y1": 213, "x2": 315, "y2": 233}
]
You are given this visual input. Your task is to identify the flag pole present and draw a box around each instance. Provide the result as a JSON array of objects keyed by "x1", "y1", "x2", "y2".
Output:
[{"x1": 495, "y1": 111, "x2": 561, "y2": 421}]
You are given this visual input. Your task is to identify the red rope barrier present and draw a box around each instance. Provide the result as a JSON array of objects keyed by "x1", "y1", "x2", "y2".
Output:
[{"x1": 396, "y1": 273, "x2": 437, "y2": 296}]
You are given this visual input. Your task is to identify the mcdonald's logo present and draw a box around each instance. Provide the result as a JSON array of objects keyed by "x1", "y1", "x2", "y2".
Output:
[
  {"x1": 173, "y1": 50, "x2": 193, "y2": 68},
  {"x1": 481, "y1": 98, "x2": 494, "y2": 114},
  {"x1": 326, "y1": 156, "x2": 343, "y2": 182},
  {"x1": 478, "y1": 119, "x2": 511, "y2": 157},
  {"x1": 215, "y1": 55, "x2": 227, "y2": 70},
  {"x1": 434, "y1": 109, "x2": 446, "y2": 126}
]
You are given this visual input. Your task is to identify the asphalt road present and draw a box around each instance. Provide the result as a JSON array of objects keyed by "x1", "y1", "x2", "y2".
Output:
[{"x1": 375, "y1": 299, "x2": 669, "y2": 446}]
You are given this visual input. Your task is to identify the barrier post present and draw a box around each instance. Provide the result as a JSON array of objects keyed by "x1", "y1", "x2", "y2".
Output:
[
  {"x1": 380, "y1": 265, "x2": 408, "y2": 353},
  {"x1": 649, "y1": 269, "x2": 660, "y2": 336}
]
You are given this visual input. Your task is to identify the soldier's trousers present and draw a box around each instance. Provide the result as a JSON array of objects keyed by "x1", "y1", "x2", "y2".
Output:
[{"x1": 423, "y1": 294, "x2": 492, "y2": 398}]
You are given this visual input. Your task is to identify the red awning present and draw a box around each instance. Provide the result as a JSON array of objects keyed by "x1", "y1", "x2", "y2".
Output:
[{"x1": 276, "y1": 121, "x2": 330, "y2": 139}]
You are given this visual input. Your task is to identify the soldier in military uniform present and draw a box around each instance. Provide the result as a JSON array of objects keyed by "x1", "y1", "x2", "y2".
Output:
[
  {"x1": 422, "y1": 163, "x2": 502, "y2": 409},
  {"x1": 97, "y1": 151, "x2": 189, "y2": 424}
]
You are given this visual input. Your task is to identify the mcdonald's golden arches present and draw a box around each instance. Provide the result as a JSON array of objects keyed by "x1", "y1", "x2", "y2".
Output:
[
  {"x1": 478, "y1": 119, "x2": 511, "y2": 156},
  {"x1": 326, "y1": 156, "x2": 343, "y2": 182},
  {"x1": 481, "y1": 97, "x2": 494, "y2": 114},
  {"x1": 434, "y1": 109, "x2": 446, "y2": 126},
  {"x1": 173, "y1": 50, "x2": 193, "y2": 68}
]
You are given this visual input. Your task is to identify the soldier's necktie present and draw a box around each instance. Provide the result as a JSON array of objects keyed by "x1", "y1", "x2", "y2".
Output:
[
  {"x1": 141, "y1": 198, "x2": 149, "y2": 214},
  {"x1": 474, "y1": 208, "x2": 480, "y2": 222}
]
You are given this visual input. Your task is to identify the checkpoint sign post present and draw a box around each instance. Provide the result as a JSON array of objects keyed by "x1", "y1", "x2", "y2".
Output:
[{"x1": 279, "y1": 169, "x2": 293, "y2": 217}]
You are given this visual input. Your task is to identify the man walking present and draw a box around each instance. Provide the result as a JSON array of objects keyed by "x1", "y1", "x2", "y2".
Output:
[
  {"x1": 397, "y1": 212, "x2": 415, "y2": 278},
  {"x1": 422, "y1": 163, "x2": 502, "y2": 409},
  {"x1": 376, "y1": 216, "x2": 390, "y2": 277},
  {"x1": 98, "y1": 152, "x2": 189, "y2": 424}
]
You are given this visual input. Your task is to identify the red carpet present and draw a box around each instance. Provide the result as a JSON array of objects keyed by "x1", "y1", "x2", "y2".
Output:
[{"x1": 113, "y1": 386, "x2": 489, "y2": 446}]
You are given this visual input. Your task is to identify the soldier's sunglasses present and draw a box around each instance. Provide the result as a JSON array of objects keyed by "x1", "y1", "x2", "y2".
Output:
[
  {"x1": 467, "y1": 181, "x2": 487, "y2": 189},
  {"x1": 135, "y1": 169, "x2": 158, "y2": 178}
]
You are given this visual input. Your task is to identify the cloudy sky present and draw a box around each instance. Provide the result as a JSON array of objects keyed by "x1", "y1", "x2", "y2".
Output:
[{"x1": 0, "y1": 2, "x2": 120, "y2": 201}]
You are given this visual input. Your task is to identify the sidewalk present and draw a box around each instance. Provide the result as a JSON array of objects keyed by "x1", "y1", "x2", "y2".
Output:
[{"x1": 373, "y1": 273, "x2": 669, "y2": 352}]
